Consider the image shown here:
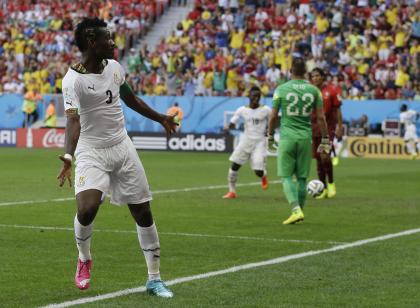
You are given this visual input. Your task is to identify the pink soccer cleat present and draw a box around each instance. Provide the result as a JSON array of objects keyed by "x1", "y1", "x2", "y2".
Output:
[{"x1": 75, "y1": 258, "x2": 92, "y2": 290}]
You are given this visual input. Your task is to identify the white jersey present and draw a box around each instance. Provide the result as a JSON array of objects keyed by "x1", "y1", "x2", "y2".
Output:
[
  {"x1": 400, "y1": 109, "x2": 418, "y2": 141},
  {"x1": 400, "y1": 110, "x2": 418, "y2": 129},
  {"x1": 230, "y1": 105, "x2": 271, "y2": 140},
  {"x1": 62, "y1": 59, "x2": 127, "y2": 149}
]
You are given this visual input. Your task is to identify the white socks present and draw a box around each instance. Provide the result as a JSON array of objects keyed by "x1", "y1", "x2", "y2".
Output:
[
  {"x1": 74, "y1": 215, "x2": 93, "y2": 262},
  {"x1": 228, "y1": 169, "x2": 238, "y2": 193},
  {"x1": 137, "y1": 223, "x2": 161, "y2": 281}
]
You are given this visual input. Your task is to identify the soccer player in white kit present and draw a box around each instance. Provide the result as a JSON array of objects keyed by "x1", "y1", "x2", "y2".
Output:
[
  {"x1": 400, "y1": 104, "x2": 420, "y2": 159},
  {"x1": 57, "y1": 18, "x2": 177, "y2": 297},
  {"x1": 222, "y1": 86, "x2": 271, "y2": 199}
]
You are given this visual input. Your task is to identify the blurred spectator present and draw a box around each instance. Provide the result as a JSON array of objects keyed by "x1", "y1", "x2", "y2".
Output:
[
  {"x1": 22, "y1": 89, "x2": 42, "y2": 127},
  {"x1": 44, "y1": 99, "x2": 57, "y2": 128},
  {"x1": 213, "y1": 66, "x2": 226, "y2": 96},
  {"x1": 351, "y1": 114, "x2": 369, "y2": 133},
  {"x1": 127, "y1": 48, "x2": 141, "y2": 74},
  {"x1": 401, "y1": 82, "x2": 416, "y2": 100}
]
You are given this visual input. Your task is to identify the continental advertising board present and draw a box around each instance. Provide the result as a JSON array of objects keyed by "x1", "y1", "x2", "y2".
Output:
[{"x1": 347, "y1": 137, "x2": 413, "y2": 159}]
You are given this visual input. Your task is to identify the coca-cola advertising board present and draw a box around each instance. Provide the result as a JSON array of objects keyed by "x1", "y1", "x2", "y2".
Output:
[{"x1": 16, "y1": 128, "x2": 65, "y2": 148}]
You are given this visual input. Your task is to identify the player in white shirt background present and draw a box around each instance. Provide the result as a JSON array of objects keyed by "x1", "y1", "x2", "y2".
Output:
[
  {"x1": 222, "y1": 86, "x2": 271, "y2": 199},
  {"x1": 57, "y1": 18, "x2": 177, "y2": 297},
  {"x1": 399, "y1": 104, "x2": 420, "y2": 159}
]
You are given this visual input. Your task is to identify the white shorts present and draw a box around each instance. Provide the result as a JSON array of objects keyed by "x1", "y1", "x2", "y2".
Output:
[
  {"x1": 74, "y1": 135, "x2": 152, "y2": 206},
  {"x1": 404, "y1": 126, "x2": 418, "y2": 142},
  {"x1": 229, "y1": 136, "x2": 267, "y2": 170}
]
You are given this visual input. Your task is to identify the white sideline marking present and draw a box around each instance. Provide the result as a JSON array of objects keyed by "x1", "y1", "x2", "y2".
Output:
[
  {"x1": 0, "y1": 198, "x2": 74, "y2": 207},
  {"x1": 40, "y1": 227, "x2": 420, "y2": 308},
  {"x1": 0, "y1": 224, "x2": 344, "y2": 245},
  {"x1": 0, "y1": 181, "x2": 281, "y2": 207}
]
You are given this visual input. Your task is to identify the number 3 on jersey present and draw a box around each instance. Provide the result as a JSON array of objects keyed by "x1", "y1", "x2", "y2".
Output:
[
  {"x1": 285, "y1": 92, "x2": 314, "y2": 117},
  {"x1": 105, "y1": 90, "x2": 113, "y2": 104}
]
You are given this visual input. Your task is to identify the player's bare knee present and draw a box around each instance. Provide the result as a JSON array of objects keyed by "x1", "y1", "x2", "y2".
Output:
[
  {"x1": 128, "y1": 202, "x2": 153, "y2": 227},
  {"x1": 76, "y1": 205, "x2": 99, "y2": 226},
  {"x1": 76, "y1": 191, "x2": 102, "y2": 225}
]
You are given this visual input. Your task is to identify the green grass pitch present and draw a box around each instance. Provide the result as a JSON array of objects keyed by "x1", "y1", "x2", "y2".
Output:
[{"x1": 0, "y1": 148, "x2": 419, "y2": 307}]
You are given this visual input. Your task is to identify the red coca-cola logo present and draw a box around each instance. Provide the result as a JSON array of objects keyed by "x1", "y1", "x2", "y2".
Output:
[{"x1": 42, "y1": 129, "x2": 65, "y2": 148}]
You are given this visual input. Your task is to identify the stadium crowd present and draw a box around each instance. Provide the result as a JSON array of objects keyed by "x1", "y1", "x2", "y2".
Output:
[
  {"x1": 124, "y1": 0, "x2": 420, "y2": 100},
  {"x1": 0, "y1": 0, "x2": 169, "y2": 96},
  {"x1": 1, "y1": 0, "x2": 419, "y2": 101}
]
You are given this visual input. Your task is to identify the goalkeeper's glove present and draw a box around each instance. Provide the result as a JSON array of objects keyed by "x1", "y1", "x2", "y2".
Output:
[
  {"x1": 267, "y1": 135, "x2": 278, "y2": 153},
  {"x1": 317, "y1": 137, "x2": 331, "y2": 154}
]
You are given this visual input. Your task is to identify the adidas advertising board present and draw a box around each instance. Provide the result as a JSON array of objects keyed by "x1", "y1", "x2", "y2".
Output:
[{"x1": 129, "y1": 132, "x2": 233, "y2": 153}]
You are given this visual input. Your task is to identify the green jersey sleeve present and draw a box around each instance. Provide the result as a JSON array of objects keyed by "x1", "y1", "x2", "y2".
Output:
[{"x1": 272, "y1": 87, "x2": 282, "y2": 109}]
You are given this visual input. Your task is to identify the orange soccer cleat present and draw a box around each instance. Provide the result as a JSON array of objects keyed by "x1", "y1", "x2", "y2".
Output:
[
  {"x1": 222, "y1": 191, "x2": 237, "y2": 199},
  {"x1": 261, "y1": 176, "x2": 269, "y2": 190}
]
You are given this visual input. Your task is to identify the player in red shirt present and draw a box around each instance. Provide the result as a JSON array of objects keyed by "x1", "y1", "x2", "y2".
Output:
[{"x1": 310, "y1": 68, "x2": 343, "y2": 199}]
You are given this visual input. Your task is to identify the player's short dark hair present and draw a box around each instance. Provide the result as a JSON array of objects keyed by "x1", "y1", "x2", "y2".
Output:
[
  {"x1": 250, "y1": 86, "x2": 261, "y2": 93},
  {"x1": 291, "y1": 57, "x2": 306, "y2": 76},
  {"x1": 400, "y1": 104, "x2": 407, "y2": 112},
  {"x1": 75, "y1": 18, "x2": 108, "y2": 52},
  {"x1": 311, "y1": 67, "x2": 325, "y2": 78}
]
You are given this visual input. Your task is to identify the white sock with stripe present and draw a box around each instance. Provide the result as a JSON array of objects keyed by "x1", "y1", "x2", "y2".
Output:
[
  {"x1": 228, "y1": 169, "x2": 238, "y2": 193},
  {"x1": 74, "y1": 215, "x2": 93, "y2": 262},
  {"x1": 137, "y1": 223, "x2": 161, "y2": 281}
]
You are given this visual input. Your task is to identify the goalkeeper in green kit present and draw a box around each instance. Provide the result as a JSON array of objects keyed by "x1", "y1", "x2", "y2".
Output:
[{"x1": 268, "y1": 58, "x2": 330, "y2": 225}]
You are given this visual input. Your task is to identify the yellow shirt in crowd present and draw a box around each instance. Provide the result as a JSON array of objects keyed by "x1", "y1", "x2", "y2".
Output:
[
  {"x1": 410, "y1": 44, "x2": 420, "y2": 55},
  {"x1": 14, "y1": 40, "x2": 25, "y2": 54},
  {"x1": 316, "y1": 16, "x2": 329, "y2": 34},
  {"x1": 230, "y1": 31, "x2": 245, "y2": 49},
  {"x1": 226, "y1": 69, "x2": 238, "y2": 91},
  {"x1": 378, "y1": 34, "x2": 392, "y2": 50},
  {"x1": 395, "y1": 31, "x2": 405, "y2": 48},
  {"x1": 154, "y1": 83, "x2": 167, "y2": 95},
  {"x1": 182, "y1": 19, "x2": 194, "y2": 31},
  {"x1": 204, "y1": 72, "x2": 213, "y2": 89},
  {"x1": 395, "y1": 70, "x2": 409, "y2": 87},
  {"x1": 385, "y1": 7, "x2": 398, "y2": 26}
]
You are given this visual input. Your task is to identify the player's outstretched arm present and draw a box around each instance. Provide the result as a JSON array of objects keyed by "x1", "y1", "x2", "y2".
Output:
[
  {"x1": 57, "y1": 110, "x2": 80, "y2": 187},
  {"x1": 120, "y1": 82, "x2": 177, "y2": 137}
]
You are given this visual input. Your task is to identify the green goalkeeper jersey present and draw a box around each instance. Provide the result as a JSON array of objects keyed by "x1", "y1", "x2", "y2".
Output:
[{"x1": 272, "y1": 79, "x2": 323, "y2": 140}]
